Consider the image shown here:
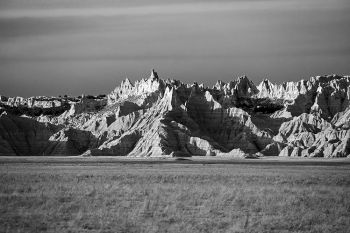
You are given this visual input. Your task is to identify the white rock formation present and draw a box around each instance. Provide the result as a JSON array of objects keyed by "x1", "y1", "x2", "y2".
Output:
[
  {"x1": 257, "y1": 75, "x2": 350, "y2": 120},
  {"x1": 0, "y1": 71, "x2": 349, "y2": 157}
]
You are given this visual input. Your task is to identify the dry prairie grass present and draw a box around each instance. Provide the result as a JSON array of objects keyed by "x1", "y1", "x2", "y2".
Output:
[{"x1": 0, "y1": 162, "x2": 349, "y2": 233}]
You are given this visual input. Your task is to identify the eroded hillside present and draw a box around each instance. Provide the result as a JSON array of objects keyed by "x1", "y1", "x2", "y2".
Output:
[{"x1": 1, "y1": 70, "x2": 349, "y2": 157}]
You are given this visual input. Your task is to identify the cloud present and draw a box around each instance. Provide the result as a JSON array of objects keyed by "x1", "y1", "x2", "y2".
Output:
[
  {"x1": 0, "y1": 3, "x2": 246, "y2": 18},
  {"x1": 0, "y1": 0, "x2": 345, "y2": 19}
]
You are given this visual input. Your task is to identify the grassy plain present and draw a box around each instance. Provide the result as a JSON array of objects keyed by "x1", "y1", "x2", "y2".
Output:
[{"x1": 0, "y1": 157, "x2": 349, "y2": 233}]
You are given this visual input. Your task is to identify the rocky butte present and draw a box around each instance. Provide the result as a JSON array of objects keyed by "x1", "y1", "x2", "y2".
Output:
[{"x1": 0, "y1": 70, "x2": 349, "y2": 158}]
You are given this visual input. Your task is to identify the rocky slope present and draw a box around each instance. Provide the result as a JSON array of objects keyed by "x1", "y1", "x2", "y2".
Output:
[{"x1": 0, "y1": 71, "x2": 349, "y2": 157}]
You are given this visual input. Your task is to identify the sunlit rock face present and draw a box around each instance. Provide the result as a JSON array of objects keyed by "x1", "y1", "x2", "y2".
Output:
[
  {"x1": 0, "y1": 71, "x2": 349, "y2": 157},
  {"x1": 256, "y1": 75, "x2": 350, "y2": 120}
]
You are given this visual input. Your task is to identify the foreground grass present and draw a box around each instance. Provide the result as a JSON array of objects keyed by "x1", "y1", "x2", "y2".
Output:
[{"x1": 0, "y1": 162, "x2": 349, "y2": 233}]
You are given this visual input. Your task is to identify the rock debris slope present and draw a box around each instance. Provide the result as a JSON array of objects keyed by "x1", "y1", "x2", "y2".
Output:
[{"x1": 0, "y1": 71, "x2": 349, "y2": 157}]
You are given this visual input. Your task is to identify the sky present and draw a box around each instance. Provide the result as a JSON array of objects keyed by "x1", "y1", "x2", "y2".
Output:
[{"x1": 0, "y1": 0, "x2": 349, "y2": 97}]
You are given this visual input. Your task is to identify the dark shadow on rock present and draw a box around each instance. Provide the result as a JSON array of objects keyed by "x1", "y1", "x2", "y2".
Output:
[
  {"x1": 166, "y1": 90, "x2": 275, "y2": 155},
  {"x1": 251, "y1": 114, "x2": 289, "y2": 136},
  {"x1": 0, "y1": 113, "x2": 97, "y2": 156}
]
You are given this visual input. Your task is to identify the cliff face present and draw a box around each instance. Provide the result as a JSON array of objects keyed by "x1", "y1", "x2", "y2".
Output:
[
  {"x1": 0, "y1": 112, "x2": 96, "y2": 156},
  {"x1": 257, "y1": 75, "x2": 350, "y2": 120},
  {"x1": 0, "y1": 71, "x2": 349, "y2": 157}
]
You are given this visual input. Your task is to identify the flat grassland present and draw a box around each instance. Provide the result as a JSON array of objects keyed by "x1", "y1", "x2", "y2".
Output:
[{"x1": 0, "y1": 157, "x2": 349, "y2": 233}]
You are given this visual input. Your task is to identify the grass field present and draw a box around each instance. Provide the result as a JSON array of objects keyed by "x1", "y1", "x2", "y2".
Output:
[{"x1": 0, "y1": 157, "x2": 349, "y2": 233}]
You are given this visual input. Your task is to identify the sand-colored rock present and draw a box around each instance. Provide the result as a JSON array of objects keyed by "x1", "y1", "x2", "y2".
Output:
[{"x1": 0, "y1": 71, "x2": 349, "y2": 157}]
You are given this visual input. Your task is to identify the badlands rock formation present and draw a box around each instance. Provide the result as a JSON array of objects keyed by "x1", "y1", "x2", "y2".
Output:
[{"x1": 0, "y1": 70, "x2": 349, "y2": 158}]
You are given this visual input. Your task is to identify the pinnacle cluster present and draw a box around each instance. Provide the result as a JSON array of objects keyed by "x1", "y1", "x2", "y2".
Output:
[{"x1": 0, "y1": 71, "x2": 349, "y2": 158}]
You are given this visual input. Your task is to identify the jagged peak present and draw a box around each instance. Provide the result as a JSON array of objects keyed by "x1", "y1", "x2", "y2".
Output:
[
  {"x1": 234, "y1": 75, "x2": 259, "y2": 97},
  {"x1": 190, "y1": 82, "x2": 200, "y2": 90},
  {"x1": 159, "y1": 86, "x2": 183, "y2": 111},
  {"x1": 262, "y1": 78, "x2": 271, "y2": 83},
  {"x1": 122, "y1": 77, "x2": 133, "y2": 86},
  {"x1": 258, "y1": 78, "x2": 274, "y2": 90},
  {"x1": 310, "y1": 74, "x2": 349, "y2": 84},
  {"x1": 2, "y1": 71, "x2": 350, "y2": 158},
  {"x1": 235, "y1": 75, "x2": 256, "y2": 86},
  {"x1": 163, "y1": 86, "x2": 175, "y2": 99},
  {"x1": 213, "y1": 80, "x2": 226, "y2": 90},
  {"x1": 164, "y1": 79, "x2": 185, "y2": 89},
  {"x1": 149, "y1": 69, "x2": 159, "y2": 80},
  {"x1": 237, "y1": 75, "x2": 249, "y2": 81}
]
